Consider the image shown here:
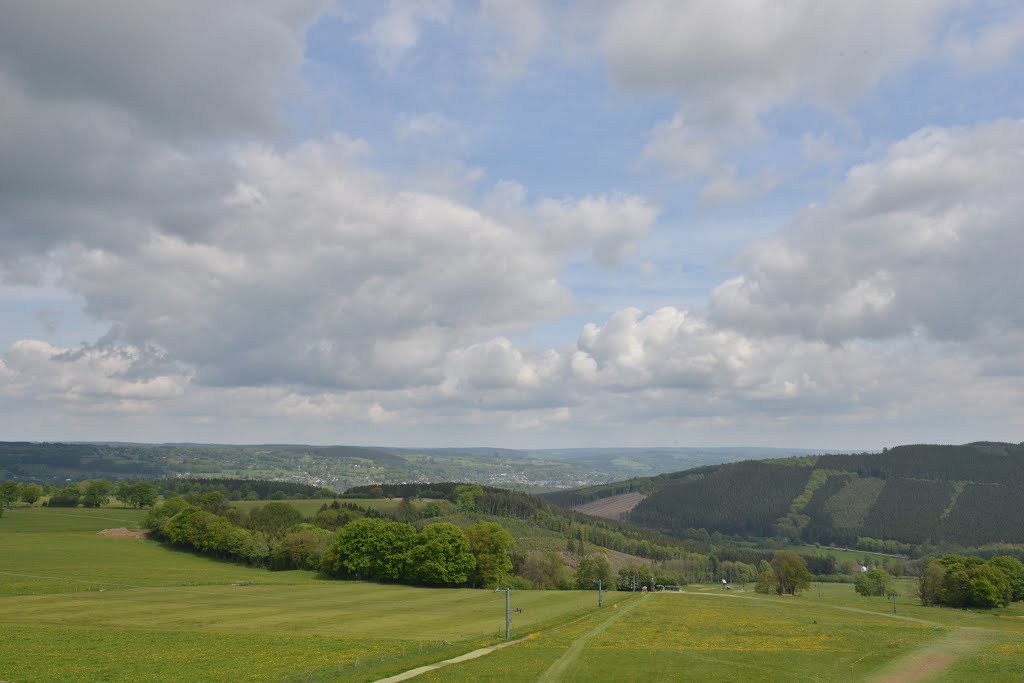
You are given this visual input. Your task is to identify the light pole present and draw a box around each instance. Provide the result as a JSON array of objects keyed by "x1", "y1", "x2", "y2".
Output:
[
  {"x1": 494, "y1": 587, "x2": 522, "y2": 640},
  {"x1": 593, "y1": 579, "x2": 603, "y2": 608}
]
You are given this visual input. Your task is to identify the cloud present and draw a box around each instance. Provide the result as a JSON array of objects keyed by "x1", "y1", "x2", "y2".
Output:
[
  {"x1": 572, "y1": 307, "x2": 751, "y2": 391},
  {"x1": 2, "y1": 1, "x2": 1023, "y2": 447},
  {"x1": 604, "y1": 1, "x2": 949, "y2": 105},
  {"x1": 48, "y1": 136, "x2": 655, "y2": 393},
  {"x1": 711, "y1": 119, "x2": 1024, "y2": 343},
  {"x1": 360, "y1": 0, "x2": 452, "y2": 72},
  {"x1": 943, "y1": 5, "x2": 1024, "y2": 71},
  {"x1": 0, "y1": 0, "x2": 662, "y2": 436},
  {"x1": 0, "y1": 1, "x2": 330, "y2": 275},
  {"x1": 697, "y1": 166, "x2": 783, "y2": 207},
  {"x1": 395, "y1": 112, "x2": 460, "y2": 140},
  {"x1": 604, "y1": 1, "x2": 955, "y2": 180},
  {"x1": 473, "y1": 0, "x2": 548, "y2": 84},
  {"x1": 1, "y1": 339, "x2": 188, "y2": 407},
  {"x1": 0, "y1": 1, "x2": 328, "y2": 140},
  {"x1": 485, "y1": 182, "x2": 658, "y2": 267}
]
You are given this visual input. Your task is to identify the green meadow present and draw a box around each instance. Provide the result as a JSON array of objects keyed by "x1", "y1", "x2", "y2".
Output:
[
  {"x1": 0, "y1": 506, "x2": 596, "y2": 682},
  {"x1": 417, "y1": 585, "x2": 1024, "y2": 682},
  {"x1": 2, "y1": 506, "x2": 1024, "y2": 682},
  {"x1": 783, "y1": 543, "x2": 905, "y2": 566}
]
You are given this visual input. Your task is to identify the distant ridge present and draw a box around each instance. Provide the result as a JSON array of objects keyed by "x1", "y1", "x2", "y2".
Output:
[{"x1": 546, "y1": 442, "x2": 1024, "y2": 547}]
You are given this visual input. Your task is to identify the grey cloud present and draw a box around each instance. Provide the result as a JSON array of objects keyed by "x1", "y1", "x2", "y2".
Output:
[
  {"x1": 484, "y1": 181, "x2": 658, "y2": 268},
  {"x1": 57, "y1": 139, "x2": 577, "y2": 390},
  {"x1": 711, "y1": 119, "x2": 1024, "y2": 343},
  {"x1": 0, "y1": 1, "x2": 329, "y2": 270},
  {"x1": 604, "y1": 1, "x2": 949, "y2": 106},
  {"x1": 0, "y1": 1, "x2": 327, "y2": 140}
]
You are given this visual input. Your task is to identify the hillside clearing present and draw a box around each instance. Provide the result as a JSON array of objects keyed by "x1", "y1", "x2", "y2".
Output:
[{"x1": 574, "y1": 492, "x2": 646, "y2": 520}]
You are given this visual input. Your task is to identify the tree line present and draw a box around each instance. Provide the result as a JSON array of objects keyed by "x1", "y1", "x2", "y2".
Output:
[
  {"x1": 918, "y1": 554, "x2": 1024, "y2": 609},
  {"x1": 143, "y1": 495, "x2": 537, "y2": 587},
  {"x1": 1, "y1": 478, "x2": 160, "y2": 511},
  {"x1": 0, "y1": 476, "x2": 335, "y2": 513}
]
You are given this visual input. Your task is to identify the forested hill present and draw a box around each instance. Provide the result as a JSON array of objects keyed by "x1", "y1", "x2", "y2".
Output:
[{"x1": 547, "y1": 442, "x2": 1024, "y2": 547}]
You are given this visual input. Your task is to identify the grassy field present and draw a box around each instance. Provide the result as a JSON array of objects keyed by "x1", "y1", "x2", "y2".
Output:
[
  {"x1": 785, "y1": 543, "x2": 905, "y2": 564},
  {"x1": 0, "y1": 506, "x2": 598, "y2": 682},
  {"x1": 415, "y1": 583, "x2": 1024, "y2": 682},
  {"x1": 3, "y1": 506, "x2": 1024, "y2": 682}
]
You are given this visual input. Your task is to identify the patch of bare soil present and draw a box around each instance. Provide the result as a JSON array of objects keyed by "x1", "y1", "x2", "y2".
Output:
[{"x1": 97, "y1": 527, "x2": 149, "y2": 539}]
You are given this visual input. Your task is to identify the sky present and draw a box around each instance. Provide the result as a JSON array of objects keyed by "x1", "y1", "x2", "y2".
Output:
[{"x1": 1, "y1": 1, "x2": 1023, "y2": 449}]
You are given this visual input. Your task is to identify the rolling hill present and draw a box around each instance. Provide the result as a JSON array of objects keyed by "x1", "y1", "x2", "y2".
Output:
[
  {"x1": 0, "y1": 441, "x2": 825, "y2": 492},
  {"x1": 546, "y1": 442, "x2": 1024, "y2": 548}
]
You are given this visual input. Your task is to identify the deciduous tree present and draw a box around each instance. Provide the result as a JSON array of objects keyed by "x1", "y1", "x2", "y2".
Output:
[
  {"x1": 81, "y1": 480, "x2": 112, "y2": 508},
  {"x1": 918, "y1": 560, "x2": 945, "y2": 606},
  {"x1": 575, "y1": 553, "x2": 613, "y2": 590},
  {"x1": 0, "y1": 480, "x2": 20, "y2": 516},
  {"x1": 114, "y1": 481, "x2": 133, "y2": 508},
  {"x1": 408, "y1": 523, "x2": 476, "y2": 586},
  {"x1": 988, "y1": 556, "x2": 1024, "y2": 602},
  {"x1": 771, "y1": 551, "x2": 812, "y2": 595},
  {"x1": 854, "y1": 569, "x2": 892, "y2": 597},
  {"x1": 19, "y1": 483, "x2": 42, "y2": 506},
  {"x1": 128, "y1": 482, "x2": 159, "y2": 509},
  {"x1": 466, "y1": 521, "x2": 514, "y2": 588},
  {"x1": 322, "y1": 518, "x2": 416, "y2": 582}
]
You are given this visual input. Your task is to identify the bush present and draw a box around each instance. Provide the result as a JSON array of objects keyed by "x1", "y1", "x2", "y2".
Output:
[{"x1": 854, "y1": 569, "x2": 892, "y2": 597}]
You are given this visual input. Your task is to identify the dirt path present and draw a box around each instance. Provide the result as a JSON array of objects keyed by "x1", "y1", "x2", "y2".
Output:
[
  {"x1": 372, "y1": 636, "x2": 531, "y2": 683},
  {"x1": 868, "y1": 627, "x2": 990, "y2": 682},
  {"x1": 537, "y1": 595, "x2": 646, "y2": 683},
  {"x1": 374, "y1": 597, "x2": 644, "y2": 683}
]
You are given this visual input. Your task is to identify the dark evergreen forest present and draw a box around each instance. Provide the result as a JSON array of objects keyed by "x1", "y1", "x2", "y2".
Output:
[{"x1": 550, "y1": 443, "x2": 1024, "y2": 549}]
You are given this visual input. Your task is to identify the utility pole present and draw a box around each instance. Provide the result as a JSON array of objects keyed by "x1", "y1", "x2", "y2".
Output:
[
  {"x1": 593, "y1": 579, "x2": 603, "y2": 608},
  {"x1": 494, "y1": 587, "x2": 522, "y2": 640}
]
